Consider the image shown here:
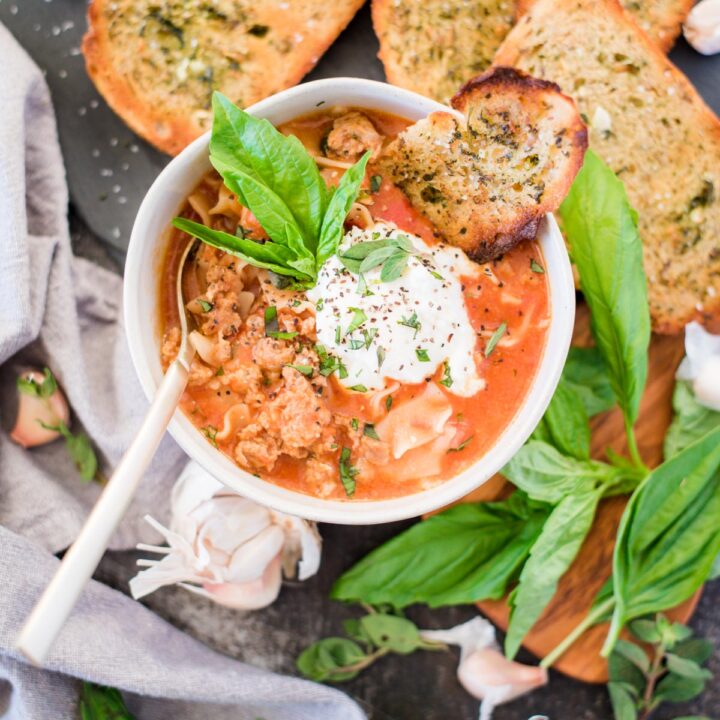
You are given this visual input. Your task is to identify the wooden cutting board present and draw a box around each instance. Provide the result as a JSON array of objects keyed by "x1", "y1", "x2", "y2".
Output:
[{"x1": 467, "y1": 304, "x2": 697, "y2": 683}]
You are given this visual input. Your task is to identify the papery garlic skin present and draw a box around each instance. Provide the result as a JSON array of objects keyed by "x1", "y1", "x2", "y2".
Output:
[
  {"x1": 684, "y1": 0, "x2": 720, "y2": 55},
  {"x1": 676, "y1": 322, "x2": 720, "y2": 411},
  {"x1": 129, "y1": 462, "x2": 321, "y2": 609},
  {"x1": 421, "y1": 617, "x2": 548, "y2": 720},
  {"x1": 10, "y1": 369, "x2": 70, "y2": 448}
]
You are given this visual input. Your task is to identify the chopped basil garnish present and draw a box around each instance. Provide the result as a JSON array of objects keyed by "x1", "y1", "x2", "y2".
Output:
[
  {"x1": 335, "y1": 325, "x2": 342, "y2": 344},
  {"x1": 363, "y1": 328, "x2": 378, "y2": 349},
  {"x1": 197, "y1": 299, "x2": 214, "y2": 312},
  {"x1": 363, "y1": 423, "x2": 380, "y2": 440},
  {"x1": 215, "y1": 366, "x2": 225, "y2": 376},
  {"x1": 346, "y1": 307, "x2": 368, "y2": 335},
  {"x1": 264, "y1": 306, "x2": 278, "y2": 335},
  {"x1": 398, "y1": 312, "x2": 421, "y2": 336},
  {"x1": 351, "y1": 418, "x2": 359, "y2": 431},
  {"x1": 287, "y1": 364, "x2": 314, "y2": 377},
  {"x1": 350, "y1": 384, "x2": 368, "y2": 393},
  {"x1": 530, "y1": 259, "x2": 545, "y2": 274},
  {"x1": 415, "y1": 348, "x2": 431, "y2": 362},
  {"x1": 339, "y1": 447, "x2": 359, "y2": 497},
  {"x1": 268, "y1": 331, "x2": 299, "y2": 340},
  {"x1": 349, "y1": 339, "x2": 365, "y2": 350},
  {"x1": 485, "y1": 322, "x2": 507, "y2": 357},
  {"x1": 448, "y1": 435, "x2": 474, "y2": 453},
  {"x1": 377, "y1": 347, "x2": 386, "y2": 368},
  {"x1": 370, "y1": 174, "x2": 382, "y2": 193},
  {"x1": 440, "y1": 362, "x2": 453, "y2": 388},
  {"x1": 316, "y1": 298, "x2": 324, "y2": 311},
  {"x1": 385, "y1": 395, "x2": 393, "y2": 411},
  {"x1": 201, "y1": 425, "x2": 219, "y2": 448}
]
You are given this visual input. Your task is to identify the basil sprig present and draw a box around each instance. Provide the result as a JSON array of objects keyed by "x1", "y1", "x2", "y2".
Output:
[
  {"x1": 173, "y1": 92, "x2": 369, "y2": 287},
  {"x1": 560, "y1": 150, "x2": 650, "y2": 469},
  {"x1": 331, "y1": 492, "x2": 550, "y2": 607}
]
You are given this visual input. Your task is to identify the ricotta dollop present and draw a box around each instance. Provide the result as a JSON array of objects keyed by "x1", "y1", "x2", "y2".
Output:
[{"x1": 307, "y1": 223, "x2": 484, "y2": 397}]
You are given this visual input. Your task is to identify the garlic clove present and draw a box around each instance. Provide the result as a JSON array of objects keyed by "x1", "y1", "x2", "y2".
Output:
[
  {"x1": 270, "y1": 511, "x2": 323, "y2": 580},
  {"x1": 684, "y1": 0, "x2": 720, "y2": 55},
  {"x1": 225, "y1": 524, "x2": 285, "y2": 583},
  {"x1": 693, "y1": 355, "x2": 720, "y2": 411},
  {"x1": 457, "y1": 648, "x2": 548, "y2": 700},
  {"x1": 10, "y1": 369, "x2": 70, "y2": 448},
  {"x1": 201, "y1": 554, "x2": 283, "y2": 610}
]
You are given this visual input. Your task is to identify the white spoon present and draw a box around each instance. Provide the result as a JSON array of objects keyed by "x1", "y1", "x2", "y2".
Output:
[{"x1": 16, "y1": 240, "x2": 198, "y2": 665}]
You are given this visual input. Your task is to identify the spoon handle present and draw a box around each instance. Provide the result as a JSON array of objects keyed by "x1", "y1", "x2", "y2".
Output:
[{"x1": 16, "y1": 360, "x2": 189, "y2": 666}]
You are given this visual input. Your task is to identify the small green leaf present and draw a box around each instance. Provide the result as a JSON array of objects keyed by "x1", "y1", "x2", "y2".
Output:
[
  {"x1": 485, "y1": 322, "x2": 507, "y2": 357},
  {"x1": 440, "y1": 362, "x2": 453, "y2": 388},
  {"x1": 385, "y1": 395, "x2": 393, "y2": 412},
  {"x1": 613, "y1": 639, "x2": 650, "y2": 673},
  {"x1": 264, "y1": 306, "x2": 278, "y2": 335},
  {"x1": 398, "y1": 312, "x2": 421, "y2": 336},
  {"x1": 370, "y1": 174, "x2": 382, "y2": 193},
  {"x1": 197, "y1": 299, "x2": 213, "y2": 312},
  {"x1": 267, "y1": 331, "x2": 298, "y2": 340},
  {"x1": 530, "y1": 258, "x2": 545, "y2": 274},
  {"x1": 17, "y1": 367, "x2": 58, "y2": 399},
  {"x1": 664, "y1": 381, "x2": 720, "y2": 458},
  {"x1": 380, "y1": 252, "x2": 409, "y2": 282},
  {"x1": 608, "y1": 682, "x2": 638, "y2": 720},
  {"x1": 359, "y1": 614, "x2": 422, "y2": 654},
  {"x1": 296, "y1": 637, "x2": 366, "y2": 682},
  {"x1": 79, "y1": 682, "x2": 136, "y2": 720},
  {"x1": 447, "y1": 436, "x2": 474, "y2": 453},
  {"x1": 350, "y1": 385, "x2": 368, "y2": 393},
  {"x1": 665, "y1": 653, "x2": 712, "y2": 680},
  {"x1": 415, "y1": 348, "x2": 430, "y2": 362},
  {"x1": 201, "y1": 425, "x2": 219, "y2": 448}
]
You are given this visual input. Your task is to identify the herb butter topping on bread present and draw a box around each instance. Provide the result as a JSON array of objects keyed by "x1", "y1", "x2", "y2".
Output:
[
  {"x1": 377, "y1": 67, "x2": 587, "y2": 263},
  {"x1": 83, "y1": 0, "x2": 365, "y2": 155},
  {"x1": 372, "y1": 0, "x2": 518, "y2": 103},
  {"x1": 495, "y1": 0, "x2": 720, "y2": 333},
  {"x1": 515, "y1": 0, "x2": 694, "y2": 53}
]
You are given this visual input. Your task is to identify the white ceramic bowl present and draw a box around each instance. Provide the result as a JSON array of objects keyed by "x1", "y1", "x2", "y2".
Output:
[{"x1": 124, "y1": 77, "x2": 575, "y2": 525}]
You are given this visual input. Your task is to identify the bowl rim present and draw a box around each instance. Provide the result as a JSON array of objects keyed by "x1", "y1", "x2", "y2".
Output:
[{"x1": 124, "y1": 76, "x2": 576, "y2": 525}]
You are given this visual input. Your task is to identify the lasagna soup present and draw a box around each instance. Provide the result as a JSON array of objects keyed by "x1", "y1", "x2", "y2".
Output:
[{"x1": 160, "y1": 106, "x2": 550, "y2": 500}]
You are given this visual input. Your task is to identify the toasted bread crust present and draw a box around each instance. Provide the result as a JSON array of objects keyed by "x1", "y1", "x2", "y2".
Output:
[
  {"x1": 378, "y1": 67, "x2": 587, "y2": 263},
  {"x1": 83, "y1": 0, "x2": 365, "y2": 155},
  {"x1": 496, "y1": 0, "x2": 720, "y2": 333},
  {"x1": 516, "y1": 0, "x2": 694, "y2": 52},
  {"x1": 372, "y1": 0, "x2": 518, "y2": 103}
]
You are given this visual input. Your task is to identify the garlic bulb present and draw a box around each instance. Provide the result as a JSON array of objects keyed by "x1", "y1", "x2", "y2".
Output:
[
  {"x1": 421, "y1": 617, "x2": 547, "y2": 720},
  {"x1": 684, "y1": 0, "x2": 720, "y2": 55},
  {"x1": 129, "y1": 462, "x2": 322, "y2": 609},
  {"x1": 10, "y1": 368, "x2": 70, "y2": 448},
  {"x1": 676, "y1": 322, "x2": 720, "y2": 411}
]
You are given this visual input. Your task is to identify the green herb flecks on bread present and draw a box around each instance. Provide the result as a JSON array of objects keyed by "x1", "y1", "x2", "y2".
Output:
[
  {"x1": 495, "y1": 0, "x2": 720, "y2": 333},
  {"x1": 83, "y1": 0, "x2": 365, "y2": 155},
  {"x1": 377, "y1": 67, "x2": 587, "y2": 263}
]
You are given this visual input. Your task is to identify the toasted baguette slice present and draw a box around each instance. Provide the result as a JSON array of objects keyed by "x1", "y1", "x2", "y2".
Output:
[
  {"x1": 83, "y1": 0, "x2": 364, "y2": 155},
  {"x1": 377, "y1": 68, "x2": 587, "y2": 262},
  {"x1": 371, "y1": 0, "x2": 519, "y2": 103},
  {"x1": 516, "y1": 0, "x2": 694, "y2": 52},
  {"x1": 495, "y1": 0, "x2": 720, "y2": 333}
]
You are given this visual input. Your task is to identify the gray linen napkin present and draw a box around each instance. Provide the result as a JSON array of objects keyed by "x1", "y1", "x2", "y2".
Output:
[{"x1": 0, "y1": 23, "x2": 364, "y2": 720}]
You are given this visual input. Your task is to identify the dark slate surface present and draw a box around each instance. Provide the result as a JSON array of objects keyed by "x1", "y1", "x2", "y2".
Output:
[{"x1": 2, "y1": 1, "x2": 719, "y2": 718}]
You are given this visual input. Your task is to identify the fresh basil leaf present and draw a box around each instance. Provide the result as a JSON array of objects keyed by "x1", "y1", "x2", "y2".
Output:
[
  {"x1": 359, "y1": 614, "x2": 421, "y2": 654},
  {"x1": 561, "y1": 151, "x2": 650, "y2": 429},
  {"x1": 339, "y1": 447, "x2": 358, "y2": 497},
  {"x1": 505, "y1": 488, "x2": 602, "y2": 658},
  {"x1": 212, "y1": 158, "x2": 314, "y2": 264},
  {"x1": 562, "y1": 346, "x2": 616, "y2": 417},
  {"x1": 608, "y1": 682, "x2": 639, "y2": 720},
  {"x1": 331, "y1": 493, "x2": 551, "y2": 608},
  {"x1": 502, "y1": 441, "x2": 624, "y2": 503},
  {"x1": 210, "y1": 92, "x2": 328, "y2": 250},
  {"x1": 665, "y1": 653, "x2": 712, "y2": 680},
  {"x1": 296, "y1": 637, "x2": 366, "y2": 682},
  {"x1": 317, "y1": 152, "x2": 370, "y2": 269},
  {"x1": 664, "y1": 381, "x2": 720, "y2": 458},
  {"x1": 172, "y1": 218, "x2": 309, "y2": 281},
  {"x1": 79, "y1": 683, "x2": 135, "y2": 720},
  {"x1": 613, "y1": 639, "x2": 650, "y2": 673},
  {"x1": 604, "y1": 426, "x2": 720, "y2": 655},
  {"x1": 654, "y1": 672, "x2": 706, "y2": 703},
  {"x1": 286, "y1": 364, "x2": 313, "y2": 377},
  {"x1": 541, "y1": 380, "x2": 591, "y2": 459},
  {"x1": 380, "y1": 251, "x2": 409, "y2": 282},
  {"x1": 485, "y1": 322, "x2": 507, "y2": 357},
  {"x1": 673, "y1": 637, "x2": 714, "y2": 665},
  {"x1": 359, "y1": 245, "x2": 400, "y2": 274}
]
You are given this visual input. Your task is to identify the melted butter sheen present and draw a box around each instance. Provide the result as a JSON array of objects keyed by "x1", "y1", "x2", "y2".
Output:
[{"x1": 307, "y1": 223, "x2": 485, "y2": 397}]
